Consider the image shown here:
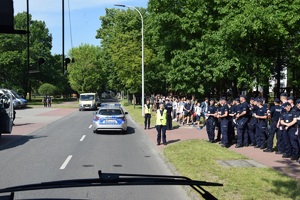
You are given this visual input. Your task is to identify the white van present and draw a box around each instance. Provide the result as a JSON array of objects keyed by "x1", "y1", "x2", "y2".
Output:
[{"x1": 79, "y1": 93, "x2": 99, "y2": 111}]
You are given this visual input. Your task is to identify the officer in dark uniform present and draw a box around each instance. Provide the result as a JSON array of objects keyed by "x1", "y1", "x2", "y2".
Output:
[
  {"x1": 227, "y1": 100, "x2": 235, "y2": 145},
  {"x1": 295, "y1": 99, "x2": 300, "y2": 164},
  {"x1": 264, "y1": 98, "x2": 281, "y2": 152},
  {"x1": 248, "y1": 97, "x2": 258, "y2": 146},
  {"x1": 206, "y1": 98, "x2": 217, "y2": 143},
  {"x1": 254, "y1": 99, "x2": 268, "y2": 149},
  {"x1": 276, "y1": 93, "x2": 288, "y2": 154},
  {"x1": 218, "y1": 97, "x2": 229, "y2": 147},
  {"x1": 235, "y1": 95, "x2": 249, "y2": 148},
  {"x1": 280, "y1": 102, "x2": 298, "y2": 160},
  {"x1": 165, "y1": 99, "x2": 173, "y2": 130}
]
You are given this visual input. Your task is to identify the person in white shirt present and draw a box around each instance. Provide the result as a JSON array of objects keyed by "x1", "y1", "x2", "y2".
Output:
[{"x1": 194, "y1": 102, "x2": 202, "y2": 130}]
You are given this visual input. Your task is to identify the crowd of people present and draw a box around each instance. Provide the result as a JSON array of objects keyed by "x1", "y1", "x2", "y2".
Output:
[{"x1": 145, "y1": 93, "x2": 300, "y2": 164}]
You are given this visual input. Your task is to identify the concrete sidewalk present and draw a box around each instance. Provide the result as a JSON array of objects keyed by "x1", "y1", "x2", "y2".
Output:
[
  {"x1": 0, "y1": 107, "x2": 77, "y2": 147},
  {"x1": 144, "y1": 122, "x2": 300, "y2": 180}
]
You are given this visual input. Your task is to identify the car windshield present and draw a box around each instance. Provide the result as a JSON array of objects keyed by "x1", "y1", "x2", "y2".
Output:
[
  {"x1": 80, "y1": 95, "x2": 94, "y2": 100},
  {"x1": 99, "y1": 109, "x2": 122, "y2": 115},
  {"x1": 10, "y1": 90, "x2": 21, "y2": 99}
]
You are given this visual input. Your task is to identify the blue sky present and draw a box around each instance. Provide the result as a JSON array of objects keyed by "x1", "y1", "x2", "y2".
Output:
[{"x1": 13, "y1": 0, "x2": 149, "y2": 55}]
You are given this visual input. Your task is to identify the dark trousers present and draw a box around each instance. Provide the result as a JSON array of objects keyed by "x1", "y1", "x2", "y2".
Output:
[
  {"x1": 237, "y1": 118, "x2": 248, "y2": 146},
  {"x1": 166, "y1": 113, "x2": 172, "y2": 130},
  {"x1": 256, "y1": 121, "x2": 267, "y2": 147},
  {"x1": 221, "y1": 119, "x2": 229, "y2": 145},
  {"x1": 247, "y1": 118, "x2": 257, "y2": 145},
  {"x1": 228, "y1": 118, "x2": 235, "y2": 144},
  {"x1": 156, "y1": 125, "x2": 167, "y2": 144},
  {"x1": 283, "y1": 128, "x2": 292, "y2": 156},
  {"x1": 144, "y1": 114, "x2": 151, "y2": 129},
  {"x1": 206, "y1": 117, "x2": 215, "y2": 142},
  {"x1": 267, "y1": 121, "x2": 278, "y2": 150},
  {"x1": 277, "y1": 127, "x2": 285, "y2": 153}
]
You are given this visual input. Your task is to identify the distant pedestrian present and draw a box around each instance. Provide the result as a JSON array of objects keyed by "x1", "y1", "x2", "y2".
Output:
[
  {"x1": 200, "y1": 97, "x2": 209, "y2": 127},
  {"x1": 156, "y1": 103, "x2": 167, "y2": 145},
  {"x1": 144, "y1": 100, "x2": 152, "y2": 129},
  {"x1": 206, "y1": 98, "x2": 217, "y2": 143},
  {"x1": 194, "y1": 102, "x2": 202, "y2": 130},
  {"x1": 47, "y1": 96, "x2": 52, "y2": 107},
  {"x1": 42, "y1": 95, "x2": 47, "y2": 107}
]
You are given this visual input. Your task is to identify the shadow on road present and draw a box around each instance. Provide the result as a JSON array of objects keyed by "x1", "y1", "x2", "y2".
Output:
[
  {"x1": 93, "y1": 126, "x2": 136, "y2": 135},
  {"x1": 0, "y1": 135, "x2": 47, "y2": 151}
]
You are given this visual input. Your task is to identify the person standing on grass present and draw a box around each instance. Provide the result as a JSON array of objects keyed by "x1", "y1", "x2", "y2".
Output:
[
  {"x1": 218, "y1": 97, "x2": 229, "y2": 148},
  {"x1": 156, "y1": 103, "x2": 167, "y2": 145},
  {"x1": 144, "y1": 99, "x2": 152, "y2": 129}
]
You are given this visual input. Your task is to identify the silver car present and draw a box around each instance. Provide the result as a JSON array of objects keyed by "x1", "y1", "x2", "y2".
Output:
[{"x1": 92, "y1": 104, "x2": 128, "y2": 134}]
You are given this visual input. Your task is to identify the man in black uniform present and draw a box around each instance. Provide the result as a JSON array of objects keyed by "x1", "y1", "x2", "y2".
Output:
[
  {"x1": 295, "y1": 99, "x2": 300, "y2": 163},
  {"x1": 206, "y1": 98, "x2": 217, "y2": 143},
  {"x1": 218, "y1": 97, "x2": 229, "y2": 147},
  {"x1": 236, "y1": 95, "x2": 249, "y2": 148},
  {"x1": 165, "y1": 99, "x2": 173, "y2": 130},
  {"x1": 276, "y1": 93, "x2": 288, "y2": 155},
  {"x1": 227, "y1": 100, "x2": 235, "y2": 145},
  {"x1": 254, "y1": 99, "x2": 268, "y2": 149},
  {"x1": 280, "y1": 102, "x2": 298, "y2": 160},
  {"x1": 264, "y1": 98, "x2": 281, "y2": 152},
  {"x1": 248, "y1": 98, "x2": 258, "y2": 146}
]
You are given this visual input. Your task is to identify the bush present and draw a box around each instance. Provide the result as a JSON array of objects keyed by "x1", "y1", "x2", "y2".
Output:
[{"x1": 38, "y1": 83, "x2": 58, "y2": 96}]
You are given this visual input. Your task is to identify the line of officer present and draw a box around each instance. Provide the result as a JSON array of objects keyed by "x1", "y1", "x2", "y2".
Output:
[
  {"x1": 206, "y1": 98, "x2": 217, "y2": 143},
  {"x1": 264, "y1": 98, "x2": 281, "y2": 152},
  {"x1": 165, "y1": 99, "x2": 173, "y2": 130},
  {"x1": 218, "y1": 97, "x2": 229, "y2": 147},
  {"x1": 144, "y1": 99, "x2": 152, "y2": 129},
  {"x1": 156, "y1": 103, "x2": 167, "y2": 146}
]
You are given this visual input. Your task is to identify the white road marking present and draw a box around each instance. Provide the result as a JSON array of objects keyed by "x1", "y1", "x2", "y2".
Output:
[
  {"x1": 89, "y1": 125, "x2": 92, "y2": 129},
  {"x1": 60, "y1": 155, "x2": 72, "y2": 170},
  {"x1": 80, "y1": 135, "x2": 86, "y2": 141}
]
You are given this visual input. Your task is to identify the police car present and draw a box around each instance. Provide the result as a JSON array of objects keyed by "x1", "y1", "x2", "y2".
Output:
[{"x1": 92, "y1": 103, "x2": 128, "y2": 134}]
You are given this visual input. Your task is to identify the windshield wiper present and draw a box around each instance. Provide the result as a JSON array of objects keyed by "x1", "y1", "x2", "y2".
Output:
[{"x1": 0, "y1": 170, "x2": 223, "y2": 200}]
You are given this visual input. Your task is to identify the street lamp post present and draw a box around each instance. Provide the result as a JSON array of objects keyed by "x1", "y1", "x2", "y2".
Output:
[{"x1": 114, "y1": 4, "x2": 145, "y2": 116}]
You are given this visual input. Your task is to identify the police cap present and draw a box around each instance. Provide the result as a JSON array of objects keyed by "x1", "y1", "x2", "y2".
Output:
[
  {"x1": 250, "y1": 97, "x2": 255, "y2": 101},
  {"x1": 280, "y1": 93, "x2": 287, "y2": 97},
  {"x1": 257, "y1": 99, "x2": 263, "y2": 103},
  {"x1": 240, "y1": 95, "x2": 247, "y2": 99},
  {"x1": 210, "y1": 98, "x2": 214, "y2": 101},
  {"x1": 287, "y1": 96, "x2": 294, "y2": 100},
  {"x1": 282, "y1": 102, "x2": 291, "y2": 108},
  {"x1": 235, "y1": 98, "x2": 240, "y2": 102},
  {"x1": 227, "y1": 100, "x2": 232, "y2": 104},
  {"x1": 295, "y1": 99, "x2": 300, "y2": 104},
  {"x1": 274, "y1": 98, "x2": 280, "y2": 103},
  {"x1": 220, "y1": 97, "x2": 226, "y2": 101}
]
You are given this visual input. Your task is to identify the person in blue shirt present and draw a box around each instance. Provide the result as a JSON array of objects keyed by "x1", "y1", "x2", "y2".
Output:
[
  {"x1": 206, "y1": 98, "x2": 217, "y2": 143},
  {"x1": 264, "y1": 98, "x2": 282, "y2": 152},
  {"x1": 218, "y1": 97, "x2": 229, "y2": 148},
  {"x1": 248, "y1": 97, "x2": 258, "y2": 146},
  {"x1": 254, "y1": 99, "x2": 268, "y2": 149},
  {"x1": 235, "y1": 95, "x2": 250, "y2": 148},
  {"x1": 295, "y1": 99, "x2": 300, "y2": 164},
  {"x1": 276, "y1": 93, "x2": 288, "y2": 155},
  {"x1": 280, "y1": 102, "x2": 298, "y2": 160}
]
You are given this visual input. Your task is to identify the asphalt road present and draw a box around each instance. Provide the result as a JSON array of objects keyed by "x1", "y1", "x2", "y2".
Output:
[{"x1": 0, "y1": 107, "x2": 191, "y2": 200}]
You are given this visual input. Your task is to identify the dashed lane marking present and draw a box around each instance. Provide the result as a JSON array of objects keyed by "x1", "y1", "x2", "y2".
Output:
[
  {"x1": 89, "y1": 125, "x2": 92, "y2": 129},
  {"x1": 80, "y1": 135, "x2": 86, "y2": 141},
  {"x1": 60, "y1": 155, "x2": 72, "y2": 170}
]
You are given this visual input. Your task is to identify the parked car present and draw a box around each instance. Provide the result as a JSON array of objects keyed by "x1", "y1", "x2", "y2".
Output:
[
  {"x1": 0, "y1": 89, "x2": 14, "y2": 139},
  {"x1": 0, "y1": 89, "x2": 27, "y2": 109},
  {"x1": 92, "y1": 103, "x2": 128, "y2": 134}
]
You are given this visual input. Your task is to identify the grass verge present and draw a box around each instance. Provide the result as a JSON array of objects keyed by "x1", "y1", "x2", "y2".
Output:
[{"x1": 164, "y1": 140, "x2": 300, "y2": 200}]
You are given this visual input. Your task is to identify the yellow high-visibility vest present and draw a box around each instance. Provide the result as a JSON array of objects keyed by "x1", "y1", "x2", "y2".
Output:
[
  {"x1": 156, "y1": 109, "x2": 167, "y2": 125},
  {"x1": 144, "y1": 104, "x2": 152, "y2": 114}
]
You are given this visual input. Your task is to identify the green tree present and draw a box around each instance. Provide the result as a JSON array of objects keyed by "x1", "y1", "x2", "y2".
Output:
[
  {"x1": 38, "y1": 83, "x2": 58, "y2": 95},
  {"x1": 67, "y1": 44, "x2": 107, "y2": 94},
  {"x1": 0, "y1": 12, "x2": 52, "y2": 99}
]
